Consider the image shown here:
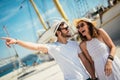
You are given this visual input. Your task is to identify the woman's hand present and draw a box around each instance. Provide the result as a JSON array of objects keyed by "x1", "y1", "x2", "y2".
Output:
[
  {"x1": 1, "y1": 37, "x2": 17, "y2": 47},
  {"x1": 104, "y1": 59, "x2": 112, "y2": 76}
]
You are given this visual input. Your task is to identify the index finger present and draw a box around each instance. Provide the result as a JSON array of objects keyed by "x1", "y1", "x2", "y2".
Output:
[{"x1": 0, "y1": 37, "x2": 9, "y2": 40}]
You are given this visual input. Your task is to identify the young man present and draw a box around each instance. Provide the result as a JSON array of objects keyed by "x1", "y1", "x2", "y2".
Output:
[{"x1": 2, "y1": 20, "x2": 96, "y2": 80}]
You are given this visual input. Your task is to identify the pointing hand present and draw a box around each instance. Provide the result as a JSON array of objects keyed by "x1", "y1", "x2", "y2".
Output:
[{"x1": 0, "y1": 37, "x2": 17, "y2": 47}]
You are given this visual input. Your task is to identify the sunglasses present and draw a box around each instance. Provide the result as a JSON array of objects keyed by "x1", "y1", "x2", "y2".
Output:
[
  {"x1": 76, "y1": 23, "x2": 85, "y2": 29},
  {"x1": 59, "y1": 26, "x2": 69, "y2": 30}
]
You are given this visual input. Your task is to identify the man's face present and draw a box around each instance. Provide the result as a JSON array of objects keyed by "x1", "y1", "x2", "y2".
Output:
[{"x1": 59, "y1": 24, "x2": 71, "y2": 37}]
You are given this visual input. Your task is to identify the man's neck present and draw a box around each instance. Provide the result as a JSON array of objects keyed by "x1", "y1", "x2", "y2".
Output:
[{"x1": 57, "y1": 37, "x2": 68, "y2": 44}]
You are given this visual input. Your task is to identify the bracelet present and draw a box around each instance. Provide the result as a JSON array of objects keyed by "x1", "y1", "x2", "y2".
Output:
[
  {"x1": 108, "y1": 55, "x2": 114, "y2": 61},
  {"x1": 15, "y1": 39, "x2": 18, "y2": 44}
]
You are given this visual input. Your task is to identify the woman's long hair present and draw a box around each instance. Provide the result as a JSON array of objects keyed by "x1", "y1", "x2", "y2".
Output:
[{"x1": 78, "y1": 21, "x2": 99, "y2": 41}]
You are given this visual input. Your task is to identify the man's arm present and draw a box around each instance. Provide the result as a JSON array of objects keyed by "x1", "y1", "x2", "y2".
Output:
[{"x1": 1, "y1": 37, "x2": 48, "y2": 53}]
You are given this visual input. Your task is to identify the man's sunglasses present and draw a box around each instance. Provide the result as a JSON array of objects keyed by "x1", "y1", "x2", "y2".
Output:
[
  {"x1": 59, "y1": 26, "x2": 69, "y2": 30},
  {"x1": 76, "y1": 23, "x2": 85, "y2": 29}
]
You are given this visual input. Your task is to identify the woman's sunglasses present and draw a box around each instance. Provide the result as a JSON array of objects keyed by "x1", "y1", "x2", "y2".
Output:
[{"x1": 76, "y1": 23, "x2": 85, "y2": 29}]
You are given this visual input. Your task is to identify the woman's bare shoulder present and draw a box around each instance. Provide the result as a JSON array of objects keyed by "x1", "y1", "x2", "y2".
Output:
[
  {"x1": 98, "y1": 28, "x2": 107, "y2": 35},
  {"x1": 80, "y1": 41, "x2": 86, "y2": 48}
]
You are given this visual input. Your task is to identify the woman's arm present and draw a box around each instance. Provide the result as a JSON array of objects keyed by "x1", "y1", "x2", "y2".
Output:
[
  {"x1": 99, "y1": 28, "x2": 116, "y2": 57},
  {"x1": 1, "y1": 37, "x2": 48, "y2": 53},
  {"x1": 79, "y1": 41, "x2": 96, "y2": 79},
  {"x1": 99, "y1": 28, "x2": 116, "y2": 76},
  {"x1": 80, "y1": 41, "x2": 94, "y2": 67}
]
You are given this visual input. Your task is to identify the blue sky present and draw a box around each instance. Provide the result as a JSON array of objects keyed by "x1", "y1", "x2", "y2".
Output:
[{"x1": 0, "y1": 0, "x2": 108, "y2": 59}]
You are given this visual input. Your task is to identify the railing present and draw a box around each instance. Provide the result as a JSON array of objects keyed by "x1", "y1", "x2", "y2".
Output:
[{"x1": 0, "y1": 56, "x2": 17, "y2": 67}]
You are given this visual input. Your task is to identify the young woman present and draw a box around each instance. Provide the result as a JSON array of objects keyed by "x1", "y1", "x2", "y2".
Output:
[{"x1": 74, "y1": 18, "x2": 120, "y2": 80}]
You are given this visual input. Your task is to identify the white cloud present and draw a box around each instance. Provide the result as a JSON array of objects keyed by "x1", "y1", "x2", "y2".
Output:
[
  {"x1": 0, "y1": 7, "x2": 19, "y2": 23},
  {"x1": 14, "y1": 17, "x2": 44, "y2": 33},
  {"x1": 43, "y1": 7, "x2": 56, "y2": 17}
]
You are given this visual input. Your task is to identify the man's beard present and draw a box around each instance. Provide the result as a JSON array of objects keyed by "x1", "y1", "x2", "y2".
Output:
[{"x1": 61, "y1": 32, "x2": 71, "y2": 38}]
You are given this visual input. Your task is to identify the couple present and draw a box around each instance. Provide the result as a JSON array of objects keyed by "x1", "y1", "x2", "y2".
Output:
[{"x1": 2, "y1": 18, "x2": 120, "y2": 80}]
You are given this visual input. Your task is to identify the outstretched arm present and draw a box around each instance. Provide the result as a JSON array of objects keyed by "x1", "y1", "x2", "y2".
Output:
[{"x1": 1, "y1": 37, "x2": 48, "y2": 53}]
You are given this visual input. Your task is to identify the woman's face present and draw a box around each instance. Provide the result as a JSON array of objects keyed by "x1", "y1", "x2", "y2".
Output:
[{"x1": 76, "y1": 21, "x2": 89, "y2": 36}]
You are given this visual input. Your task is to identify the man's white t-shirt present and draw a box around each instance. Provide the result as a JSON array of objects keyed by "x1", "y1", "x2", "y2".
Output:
[{"x1": 46, "y1": 40, "x2": 90, "y2": 80}]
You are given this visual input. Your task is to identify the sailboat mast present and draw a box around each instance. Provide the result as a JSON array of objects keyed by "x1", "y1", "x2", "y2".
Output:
[
  {"x1": 53, "y1": 0, "x2": 68, "y2": 22},
  {"x1": 3, "y1": 26, "x2": 21, "y2": 69},
  {"x1": 29, "y1": 0, "x2": 47, "y2": 30},
  {"x1": 53, "y1": 0, "x2": 76, "y2": 35},
  {"x1": 3, "y1": 26, "x2": 18, "y2": 57}
]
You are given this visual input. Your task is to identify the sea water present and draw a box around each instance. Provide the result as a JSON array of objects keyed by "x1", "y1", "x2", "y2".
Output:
[{"x1": 0, "y1": 54, "x2": 42, "y2": 77}]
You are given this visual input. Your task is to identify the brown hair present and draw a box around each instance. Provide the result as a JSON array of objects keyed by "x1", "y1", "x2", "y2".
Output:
[
  {"x1": 78, "y1": 21, "x2": 99, "y2": 41},
  {"x1": 55, "y1": 21, "x2": 65, "y2": 36}
]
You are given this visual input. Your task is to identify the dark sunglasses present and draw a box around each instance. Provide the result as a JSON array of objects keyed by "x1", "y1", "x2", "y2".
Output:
[
  {"x1": 59, "y1": 26, "x2": 69, "y2": 30},
  {"x1": 76, "y1": 23, "x2": 85, "y2": 29}
]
